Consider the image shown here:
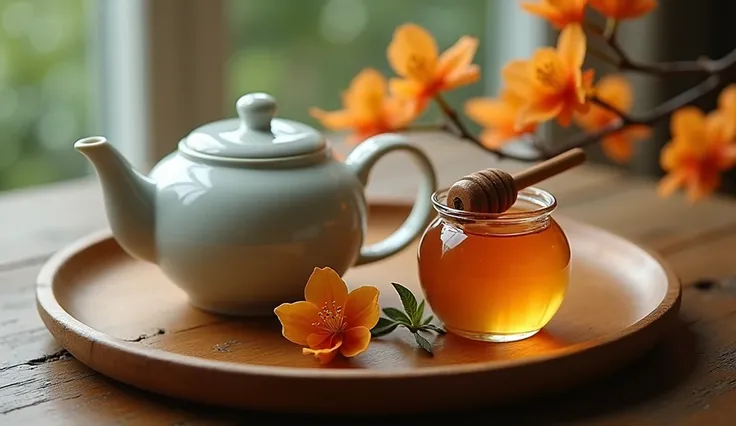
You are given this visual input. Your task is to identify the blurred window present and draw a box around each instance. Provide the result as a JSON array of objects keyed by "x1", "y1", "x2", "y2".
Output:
[
  {"x1": 0, "y1": 0, "x2": 94, "y2": 191},
  {"x1": 0, "y1": 0, "x2": 541, "y2": 193},
  {"x1": 226, "y1": 0, "x2": 493, "y2": 126}
]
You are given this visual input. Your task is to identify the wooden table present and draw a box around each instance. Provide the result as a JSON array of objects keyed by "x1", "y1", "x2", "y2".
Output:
[{"x1": 2, "y1": 135, "x2": 736, "y2": 425}]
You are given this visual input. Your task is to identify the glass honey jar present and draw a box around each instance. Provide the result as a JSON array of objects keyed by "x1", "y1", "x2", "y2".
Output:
[{"x1": 417, "y1": 186, "x2": 571, "y2": 343}]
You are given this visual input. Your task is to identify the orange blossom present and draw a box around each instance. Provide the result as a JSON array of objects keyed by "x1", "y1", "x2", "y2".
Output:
[{"x1": 274, "y1": 267, "x2": 380, "y2": 364}]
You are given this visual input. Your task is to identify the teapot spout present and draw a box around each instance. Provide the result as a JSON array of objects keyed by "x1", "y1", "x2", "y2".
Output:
[{"x1": 75, "y1": 136, "x2": 157, "y2": 263}]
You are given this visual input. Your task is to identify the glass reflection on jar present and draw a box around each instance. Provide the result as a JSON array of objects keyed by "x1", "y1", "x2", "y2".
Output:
[{"x1": 417, "y1": 187, "x2": 571, "y2": 343}]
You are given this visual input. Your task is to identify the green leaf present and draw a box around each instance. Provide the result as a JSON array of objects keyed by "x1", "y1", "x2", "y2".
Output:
[
  {"x1": 371, "y1": 322, "x2": 399, "y2": 337},
  {"x1": 383, "y1": 307, "x2": 411, "y2": 325},
  {"x1": 373, "y1": 317, "x2": 395, "y2": 330},
  {"x1": 413, "y1": 300, "x2": 425, "y2": 326},
  {"x1": 422, "y1": 315, "x2": 434, "y2": 326},
  {"x1": 391, "y1": 282, "x2": 418, "y2": 319},
  {"x1": 413, "y1": 332, "x2": 433, "y2": 354},
  {"x1": 420, "y1": 324, "x2": 446, "y2": 335}
]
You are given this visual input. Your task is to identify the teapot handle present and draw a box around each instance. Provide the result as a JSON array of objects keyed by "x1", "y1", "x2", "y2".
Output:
[{"x1": 345, "y1": 133, "x2": 438, "y2": 266}]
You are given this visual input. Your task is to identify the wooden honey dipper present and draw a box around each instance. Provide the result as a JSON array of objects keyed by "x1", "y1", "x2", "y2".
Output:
[{"x1": 447, "y1": 148, "x2": 587, "y2": 213}]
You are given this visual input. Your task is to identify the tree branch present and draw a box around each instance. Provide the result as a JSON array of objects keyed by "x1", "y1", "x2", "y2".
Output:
[
  {"x1": 427, "y1": 23, "x2": 736, "y2": 164},
  {"x1": 594, "y1": 20, "x2": 716, "y2": 76},
  {"x1": 591, "y1": 96, "x2": 633, "y2": 123},
  {"x1": 433, "y1": 94, "x2": 542, "y2": 162},
  {"x1": 550, "y1": 75, "x2": 722, "y2": 155}
]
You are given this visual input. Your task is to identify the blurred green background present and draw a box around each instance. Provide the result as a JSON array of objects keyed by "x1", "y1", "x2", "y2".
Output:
[
  {"x1": 226, "y1": 0, "x2": 489, "y2": 127},
  {"x1": 0, "y1": 0, "x2": 91, "y2": 190},
  {"x1": 0, "y1": 0, "x2": 488, "y2": 192}
]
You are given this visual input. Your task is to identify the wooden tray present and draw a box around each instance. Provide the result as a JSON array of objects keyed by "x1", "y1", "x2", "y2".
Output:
[{"x1": 36, "y1": 204, "x2": 681, "y2": 414}]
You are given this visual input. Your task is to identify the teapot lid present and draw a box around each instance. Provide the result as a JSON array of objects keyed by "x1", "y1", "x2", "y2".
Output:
[{"x1": 181, "y1": 93, "x2": 325, "y2": 160}]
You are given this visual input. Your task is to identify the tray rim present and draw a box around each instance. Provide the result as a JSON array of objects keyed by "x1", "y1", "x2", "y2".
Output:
[{"x1": 36, "y1": 210, "x2": 682, "y2": 381}]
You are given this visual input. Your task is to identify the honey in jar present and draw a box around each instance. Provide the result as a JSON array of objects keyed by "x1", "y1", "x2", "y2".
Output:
[{"x1": 417, "y1": 187, "x2": 571, "y2": 342}]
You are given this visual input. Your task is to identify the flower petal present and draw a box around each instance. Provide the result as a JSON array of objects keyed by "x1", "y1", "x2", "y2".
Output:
[
  {"x1": 516, "y1": 97, "x2": 564, "y2": 129},
  {"x1": 306, "y1": 332, "x2": 333, "y2": 349},
  {"x1": 557, "y1": 23, "x2": 586, "y2": 69},
  {"x1": 303, "y1": 336, "x2": 343, "y2": 364},
  {"x1": 344, "y1": 286, "x2": 380, "y2": 329},
  {"x1": 389, "y1": 78, "x2": 425, "y2": 99},
  {"x1": 479, "y1": 128, "x2": 520, "y2": 149},
  {"x1": 714, "y1": 144, "x2": 736, "y2": 170},
  {"x1": 521, "y1": 1, "x2": 560, "y2": 22},
  {"x1": 548, "y1": 0, "x2": 586, "y2": 13},
  {"x1": 706, "y1": 110, "x2": 736, "y2": 146},
  {"x1": 274, "y1": 301, "x2": 320, "y2": 346},
  {"x1": 556, "y1": 104, "x2": 575, "y2": 127},
  {"x1": 530, "y1": 48, "x2": 569, "y2": 93},
  {"x1": 441, "y1": 65, "x2": 481, "y2": 92},
  {"x1": 687, "y1": 170, "x2": 720, "y2": 203},
  {"x1": 659, "y1": 142, "x2": 687, "y2": 171},
  {"x1": 465, "y1": 98, "x2": 515, "y2": 127},
  {"x1": 671, "y1": 107, "x2": 706, "y2": 145},
  {"x1": 624, "y1": 124, "x2": 652, "y2": 141},
  {"x1": 387, "y1": 23, "x2": 438, "y2": 82},
  {"x1": 389, "y1": 78, "x2": 430, "y2": 115},
  {"x1": 626, "y1": 0, "x2": 658, "y2": 19},
  {"x1": 602, "y1": 133, "x2": 633, "y2": 163},
  {"x1": 658, "y1": 170, "x2": 687, "y2": 198},
  {"x1": 344, "y1": 68, "x2": 389, "y2": 119},
  {"x1": 522, "y1": 0, "x2": 579, "y2": 29},
  {"x1": 340, "y1": 326, "x2": 372, "y2": 358},
  {"x1": 574, "y1": 103, "x2": 610, "y2": 131},
  {"x1": 502, "y1": 60, "x2": 533, "y2": 98},
  {"x1": 437, "y1": 36, "x2": 478, "y2": 78},
  {"x1": 304, "y1": 267, "x2": 348, "y2": 310},
  {"x1": 590, "y1": 0, "x2": 657, "y2": 20},
  {"x1": 581, "y1": 69, "x2": 596, "y2": 97},
  {"x1": 384, "y1": 97, "x2": 418, "y2": 129},
  {"x1": 718, "y1": 84, "x2": 736, "y2": 115},
  {"x1": 309, "y1": 108, "x2": 354, "y2": 130},
  {"x1": 596, "y1": 75, "x2": 633, "y2": 112},
  {"x1": 573, "y1": 69, "x2": 586, "y2": 104}
]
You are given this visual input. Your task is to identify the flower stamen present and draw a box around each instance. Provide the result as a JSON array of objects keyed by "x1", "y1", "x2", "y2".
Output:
[{"x1": 312, "y1": 300, "x2": 347, "y2": 333}]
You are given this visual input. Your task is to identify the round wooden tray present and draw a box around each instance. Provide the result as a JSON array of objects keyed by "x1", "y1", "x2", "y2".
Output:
[{"x1": 36, "y1": 204, "x2": 681, "y2": 414}]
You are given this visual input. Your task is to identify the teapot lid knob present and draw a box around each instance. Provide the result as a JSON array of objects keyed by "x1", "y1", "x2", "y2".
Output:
[
  {"x1": 182, "y1": 91, "x2": 325, "y2": 159},
  {"x1": 236, "y1": 92, "x2": 276, "y2": 132}
]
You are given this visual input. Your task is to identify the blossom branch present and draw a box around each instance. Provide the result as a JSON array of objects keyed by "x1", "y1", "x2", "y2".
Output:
[
  {"x1": 591, "y1": 96, "x2": 632, "y2": 123},
  {"x1": 586, "y1": 19, "x2": 716, "y2": 76},
  {"x1": 551, "y1": 74, "x2": 722, "y2": 155},
  {"x1": 431, "y1": 46, "x2": 736, "y2": 162},
  {"x1": 433, "y1": 94, "x2": 542, "y2": 162}
]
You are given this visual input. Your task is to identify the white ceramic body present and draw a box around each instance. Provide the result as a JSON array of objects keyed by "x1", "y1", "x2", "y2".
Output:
[
  {"x1": 75, "y1": 133, "x2": 437, "y2": 316},
  {"x1": 150, "y1": 147, "x2": 367, "y2": 314}
]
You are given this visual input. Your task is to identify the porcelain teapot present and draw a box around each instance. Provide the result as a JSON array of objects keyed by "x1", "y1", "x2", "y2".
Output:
[{"x1": 74, "y1": 92, "x2": 437, "y2": 316}]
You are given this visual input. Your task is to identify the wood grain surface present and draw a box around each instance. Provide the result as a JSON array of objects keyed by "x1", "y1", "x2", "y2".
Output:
[
  {"x1": 34, "y1": 207, "x2": 679, "y2": 414},
  {"x1": 2, "y1": 134, "x2": 736, "y2": 424}
]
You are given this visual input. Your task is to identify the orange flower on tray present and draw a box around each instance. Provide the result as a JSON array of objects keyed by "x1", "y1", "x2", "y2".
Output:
[
  {"x1": 309, "y1": 68, "x2": 416, "y2": 143},
  {"x1": 589, "y1": 0, "x2": 657, "y2": 20},
  {"x1": 504, "y1": 23, "x2": 594, "y2": 130},
  {"x1": 574, "y1": 75, "x2": 651, "y2": 163},
  {"x1": 387, "y1": 23, "x2": 480, "y2": 114},
  {"x1": 465, "y1": 90, "x2": 538, "y2": 149},
  {"x1": 274, "y1": 267, "x2": 380, "y2": 364},
  {"x1": 658, "y1": 107, "x2": 736, "y2": 202},
  {"x1": 521, "y1": 0, "x2": 587, "y2": 29}
]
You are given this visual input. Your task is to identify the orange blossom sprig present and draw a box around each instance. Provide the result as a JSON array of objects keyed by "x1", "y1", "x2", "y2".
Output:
[
  {"x1": 274, "y1": 267, "x2": 444, "y2": 364},
  {"x1": 310, "y1": 2, "x2": 736, "y2": 201}
]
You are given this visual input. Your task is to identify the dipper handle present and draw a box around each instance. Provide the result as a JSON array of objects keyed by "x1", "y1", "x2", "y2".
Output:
[
  {"x1": 446, "y1": 148, "x2": 587, "y2": 214},
  {"x1": 512, "y1": 148, "x2": 587, "y2": 191}
]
